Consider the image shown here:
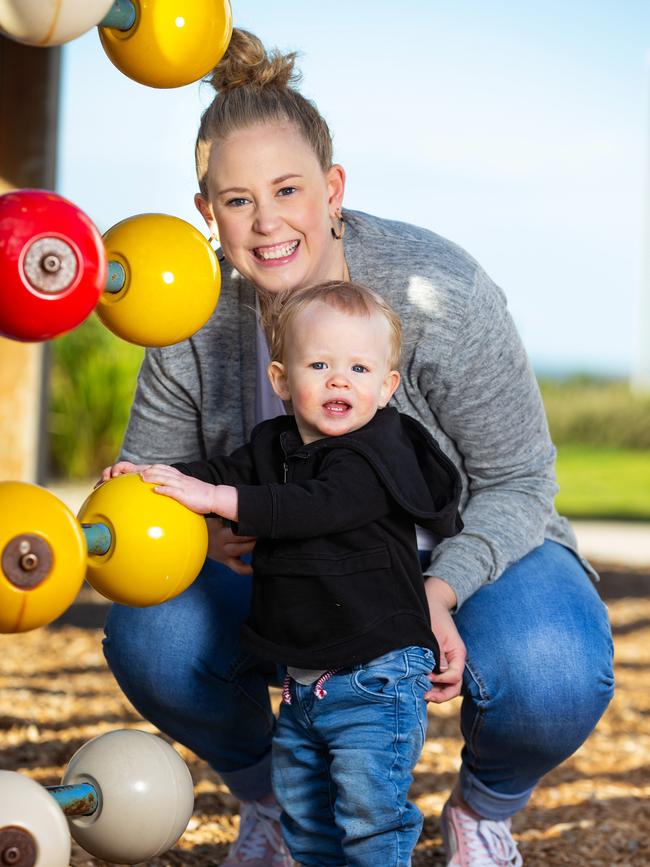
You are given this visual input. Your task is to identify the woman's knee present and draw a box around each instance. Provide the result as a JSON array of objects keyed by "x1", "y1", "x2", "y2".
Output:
[
  {"x1": 458, "y1": 542, "x2": 614, "y2": 764},
  {"x1": 103, "y1": 558, "x2": 253, "y2": 702}
]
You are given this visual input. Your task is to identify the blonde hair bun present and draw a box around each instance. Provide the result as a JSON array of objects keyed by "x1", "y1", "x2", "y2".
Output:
[{"x1": 208, "y1": 28, "x2": 300, "y2": 92}]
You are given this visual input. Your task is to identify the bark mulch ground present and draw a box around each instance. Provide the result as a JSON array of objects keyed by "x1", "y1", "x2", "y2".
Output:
[{"x1": 1, "y1": 563, "x2": 649, "y2": 866}]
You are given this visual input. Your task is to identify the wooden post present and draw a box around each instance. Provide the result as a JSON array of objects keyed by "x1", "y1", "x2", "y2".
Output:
[{"x1": 0, "y1": 36, "x2": 61, "y2": 482}]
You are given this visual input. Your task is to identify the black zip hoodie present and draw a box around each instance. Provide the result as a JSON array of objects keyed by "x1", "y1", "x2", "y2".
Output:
[{"x1": 175, "y1": 407, "x2": 463, "y2": 669}]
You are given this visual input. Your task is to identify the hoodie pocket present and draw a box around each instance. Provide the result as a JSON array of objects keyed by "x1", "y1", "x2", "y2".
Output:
[{"x1": 251, "y1": 544, "x2": 395, "y2": 650}]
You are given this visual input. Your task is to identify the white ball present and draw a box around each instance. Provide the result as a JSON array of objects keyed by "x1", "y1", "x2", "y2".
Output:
[
  {"x1": 0, "y1": 770, "x2": 71, "y2": 867},
  {"x1": 0, "y1": 0, "x2": 114, "y2": 46},
  {"x1": 62, "y1": 729, "x2": 195, "y2": 863}
]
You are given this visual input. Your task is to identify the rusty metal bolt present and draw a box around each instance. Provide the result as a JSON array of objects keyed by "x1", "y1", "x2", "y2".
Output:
[
  {"x1": 41, "y1": 254, "x2": 61, "y2": 273},
  {"x1": 0, "y1": 827, "x2": 36, "y2": 867}
]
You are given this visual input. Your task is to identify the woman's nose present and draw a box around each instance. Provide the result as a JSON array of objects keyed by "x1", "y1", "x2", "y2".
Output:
[{"x1": 252, "y1": 200, "x2": 282, "y2": 235}]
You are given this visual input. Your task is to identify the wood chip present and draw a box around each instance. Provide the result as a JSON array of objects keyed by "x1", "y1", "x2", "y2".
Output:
[{"x1": 0, "y1": 565, "x2": 648, "y2": 865}]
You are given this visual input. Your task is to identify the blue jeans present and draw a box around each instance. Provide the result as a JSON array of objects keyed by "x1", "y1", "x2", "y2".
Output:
[
  {"x1": 102, "y1": 540, "x2": 614, "y2": 818},
  {"x1": 273, "y1": 646, "x2": 434, "y2": 866}
]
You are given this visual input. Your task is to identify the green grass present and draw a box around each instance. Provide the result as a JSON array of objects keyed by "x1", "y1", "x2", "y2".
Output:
[{"x1": 555, "y1": 446, "x2": 650, "y2": 520}]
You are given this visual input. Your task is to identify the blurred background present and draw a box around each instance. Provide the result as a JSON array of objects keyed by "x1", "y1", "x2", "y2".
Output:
[{"x1": 6, "y1": 0, "x2": 650, "y2": 521}]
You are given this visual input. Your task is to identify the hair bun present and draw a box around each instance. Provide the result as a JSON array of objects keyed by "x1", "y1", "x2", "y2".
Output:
[{"x1": 208, "y1": 28, "x2": 300, "y2": 92}]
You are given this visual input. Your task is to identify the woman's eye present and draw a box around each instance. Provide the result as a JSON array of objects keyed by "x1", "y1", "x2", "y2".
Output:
[
  {"x1": 310, "y1": 362, "x2": 327, "y2": 370},
  {"x1": 226, "y1": 197, "x2": 249, "y2": 207},
  {"x1": 277, "y1": 186, "x2": 297, "y2": 197},
  {"x1": 352, "y1": 364, "x2": 368, "y2": 373}
]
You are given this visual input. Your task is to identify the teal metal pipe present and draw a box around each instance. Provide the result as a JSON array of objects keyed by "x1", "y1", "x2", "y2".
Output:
[
  {"x1": 100, "y1": 0, "x2": 137, "y2": 31},
  {"x1": 105, "y1": 260, "x2": 126, "y2": 294},
  {"x1": 48, "y1": 783, "x2": 99, "y2": 817},
  {"x1": 81, "y1": 523, "x2": 112, "y2": 556}
]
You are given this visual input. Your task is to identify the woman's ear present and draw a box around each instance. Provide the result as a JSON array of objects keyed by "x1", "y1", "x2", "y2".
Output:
[
  {"x1": 194, "y1": 193, "x2": 219, "y2": 237},
  {"x1": 268, "y1": 361, "x2": 291, "y2": 401},
  {"x1": 326, "y1": 164, "x2": 346, "y2": 215},
  {"x1": 379, "y1": 370, "x2": 401, "y2": 408}
]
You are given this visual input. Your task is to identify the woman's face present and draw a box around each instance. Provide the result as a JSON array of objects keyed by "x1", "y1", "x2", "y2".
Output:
[{"x1": 196, "y1": 122, "x2": 346, "y2": 294}]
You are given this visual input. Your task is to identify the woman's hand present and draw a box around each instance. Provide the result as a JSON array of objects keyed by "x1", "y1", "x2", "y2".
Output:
[
  {"x1": 96, "y1": 460, "x2": 151, "y2": 487},
  {"x1": 423, "y1": 577, "x2": 467, "y2": 703},
  {"x1": 206, "y1": 522, "x2": 256, "y2": 575}
]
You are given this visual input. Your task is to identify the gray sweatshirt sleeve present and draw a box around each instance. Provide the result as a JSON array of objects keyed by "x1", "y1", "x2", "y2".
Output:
[
  {"x1": 119, "y1": 345, "x2": 204, "y2": 465},
  {"x1": 423, "y1": 267, "x2": 558, "y2": 608}
]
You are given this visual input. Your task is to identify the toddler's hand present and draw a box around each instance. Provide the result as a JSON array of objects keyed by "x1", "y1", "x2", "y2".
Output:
[
  {"x1": 141, "y1": 464, "x2": 219, "y2": 515},
  {"x1": 96, "y1": 460, "x2": 151, "y2": 488}
]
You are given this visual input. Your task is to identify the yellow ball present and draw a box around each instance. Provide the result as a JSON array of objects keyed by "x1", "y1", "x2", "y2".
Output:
[
  {"x1": 78, "y1": 473, "x2": 208, "y2": 606},
  {"x1": 97, "y1": 213, "x2": 220, "y2": 347},
  {"x1": 99, "y1": 0, "x2": 232, "y2": 88},
  {"x1": 0, "y1": 482, "x2": 86, "y2": 633}
]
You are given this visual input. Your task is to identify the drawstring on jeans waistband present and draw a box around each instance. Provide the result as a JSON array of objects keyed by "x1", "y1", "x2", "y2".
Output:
[{"x1": 281, "y1": 669, "x2": 339, "y2": 705}]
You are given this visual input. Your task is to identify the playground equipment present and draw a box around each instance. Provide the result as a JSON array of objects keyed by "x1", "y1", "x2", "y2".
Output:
[
  {"x1": 0, "y1": 189, "x2": 220, "y2": 345},
  {"x1": 0, "y1": 0, "x2": 233, "y2": 88},
  {"x1": 0, "y1": 729, "x2": 194, "y2": 864},
  {"x1": 0, "y1": 475, "x2": 208, "y2": 633}
]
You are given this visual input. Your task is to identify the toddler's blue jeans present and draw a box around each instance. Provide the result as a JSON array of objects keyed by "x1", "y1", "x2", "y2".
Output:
[
  {"x1": 273, "y1": 646, "x2": 435, "y2": 866},
  {"x1": 102, "y1": 541, "x2": 614, "y2": 821}
]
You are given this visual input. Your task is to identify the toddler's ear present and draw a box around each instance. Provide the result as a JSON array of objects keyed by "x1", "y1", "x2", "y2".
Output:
[
  {"x1": 268, "y1": 361, "x2": 291, "y2": 401},
  {"x1": 379, "y1": 369, "x2": 401, "y2": 407}
]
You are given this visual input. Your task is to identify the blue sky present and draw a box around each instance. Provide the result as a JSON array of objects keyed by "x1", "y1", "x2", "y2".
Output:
[{"x1": 57, "y1": 1, "x2": 650, "y2": 376}]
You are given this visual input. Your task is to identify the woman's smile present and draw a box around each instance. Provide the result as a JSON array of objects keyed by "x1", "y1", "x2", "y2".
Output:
[{"x1": 251, "y1": 239, "x2": 300, "y2": 265}]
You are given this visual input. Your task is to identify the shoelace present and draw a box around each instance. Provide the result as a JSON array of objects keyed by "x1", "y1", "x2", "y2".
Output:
[
  {"x1": 456, "y1": 809, "x2": 523, "y2": 867},
  {"x1": 229, "y1": 800, "x2": 287, "y2": 862}
]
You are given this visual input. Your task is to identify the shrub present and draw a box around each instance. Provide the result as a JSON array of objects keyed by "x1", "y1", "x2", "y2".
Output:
[
  {"x1": 47, "y1": 315, "x2": 143, "y2": 479},
  {"x1": 540, "y1": 376, "x2": 650, "y2": 450}
]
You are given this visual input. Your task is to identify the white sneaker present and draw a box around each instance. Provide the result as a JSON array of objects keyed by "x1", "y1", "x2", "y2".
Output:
[
  {"x1": 440, "y1": 798, "x2": 523, "y2": 866},
  {"x1": 221, "y1": 799, "x2": 294, "y2": 867}
]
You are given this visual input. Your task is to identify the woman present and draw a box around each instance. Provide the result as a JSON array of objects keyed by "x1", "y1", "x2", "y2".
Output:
[{"x1": 103, "y1": 30, "x2": 614, "y2": 867}]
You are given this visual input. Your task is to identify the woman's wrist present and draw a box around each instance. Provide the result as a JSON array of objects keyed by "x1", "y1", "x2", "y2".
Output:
[{"x1": 424, "y1": 576, "x2": 458, "y2": 611}]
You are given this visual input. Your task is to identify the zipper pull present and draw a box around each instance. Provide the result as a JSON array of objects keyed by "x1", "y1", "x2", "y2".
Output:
[{"x1": 283, "y1": 461, "x2": 288, "y2": 483}]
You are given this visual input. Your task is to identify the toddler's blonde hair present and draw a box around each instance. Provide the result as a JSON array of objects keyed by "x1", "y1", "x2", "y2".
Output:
[{"x1": 265, "y1": 281, "x2": 402, "y2": 371}]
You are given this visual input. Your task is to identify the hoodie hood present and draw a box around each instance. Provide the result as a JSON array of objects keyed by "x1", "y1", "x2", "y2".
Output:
[{"x1": 266, "y1": 407, "x2": 463, "y2": 538}]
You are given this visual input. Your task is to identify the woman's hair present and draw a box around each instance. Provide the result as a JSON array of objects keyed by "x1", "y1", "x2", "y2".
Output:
[
  {"x1": 265, "y1": 281, "x2": 402, "y2": 370},
  {"x1": 195, "y1": 29, "x2": 334, "y2": 198}
]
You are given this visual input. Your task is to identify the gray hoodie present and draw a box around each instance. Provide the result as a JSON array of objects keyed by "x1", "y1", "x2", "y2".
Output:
[{"x1": 120, "y1": 208, "x2": 585, "y2": 607}]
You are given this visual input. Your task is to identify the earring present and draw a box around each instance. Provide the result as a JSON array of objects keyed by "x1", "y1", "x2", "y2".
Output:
[
  {"x1": 331, "y1": 210, "x2": 345, "y2": 241},
  {"x1": 208, "y1": 233, "x2": 220, "y2": 249}
]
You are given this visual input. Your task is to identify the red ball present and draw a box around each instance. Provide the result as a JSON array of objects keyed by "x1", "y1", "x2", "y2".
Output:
[{"x1": 0, "y1": 189, "x2": 107, "y2": 341}]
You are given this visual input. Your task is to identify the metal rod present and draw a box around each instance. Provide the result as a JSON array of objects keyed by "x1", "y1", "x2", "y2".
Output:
[
  {"x1": 100, "y1": 0, "x2": 137, "y2": 31},
  {"x1": 105, "y1": 260, "x2": 126, "y2": 294},
  {"x1": 47, "y1": 783, "x2": 99, "y2": 817},
  {"x1": 81, "y1": 522, "x2": 112, "y2": 555}
]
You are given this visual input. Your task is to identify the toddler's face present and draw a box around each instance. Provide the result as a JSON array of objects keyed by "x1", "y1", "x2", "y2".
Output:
[{"x1": 269, "y1": 301, "x2": 400, "y2": 444}]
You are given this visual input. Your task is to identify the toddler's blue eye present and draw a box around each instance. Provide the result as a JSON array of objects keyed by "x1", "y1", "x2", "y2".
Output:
[
  {"x1": 352, "y1": 364, "x2": 368, "y2": 373},
  {"x1": 278, "y1": 186, "x2": 297, "y2": 197},
  {"x1": 310, "y1": 362, "x2": 327, "y2": 369}
]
